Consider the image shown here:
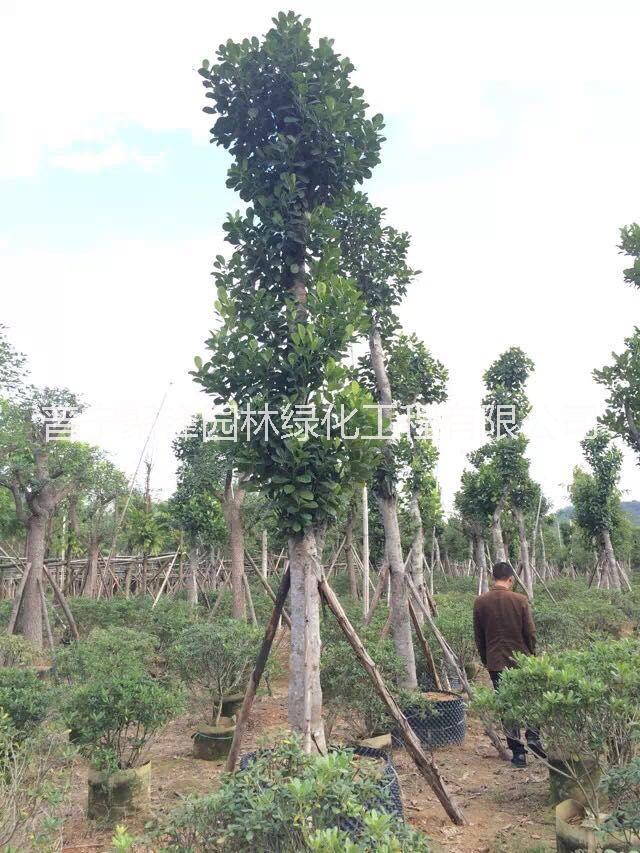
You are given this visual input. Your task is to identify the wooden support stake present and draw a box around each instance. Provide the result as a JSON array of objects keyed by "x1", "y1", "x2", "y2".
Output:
[
  {"x1": 225, "y1": 569, "x2": 291, "y2": 772},
  {"x1": 151, "y1": 551, "x2": 180, "y2": 608},
  {"x1": 38, "y1": 578, "x2": 55, "y2": 652},
  {"x1": 245, "y1": 552, "x2": 292, "y2": 629},
  {"x1": 42, "y1": 564, "x2": 80, "y2": 640},
  {"x1": 408, "y1": 597, "x2": 442, "y2": 691},
  {"x1": 317, "y1": 570, "x2": 466, "y2": 825},
  {"x1": 243, "y1": 574, "x2": 258, "y2": 626},
  {"x1": 6, "y1": 561, "x2": 32, "y2": 636}
]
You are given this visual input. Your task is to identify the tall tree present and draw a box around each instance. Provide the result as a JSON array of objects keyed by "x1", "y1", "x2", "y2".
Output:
[
  {"x1": 196, "y1": 12, "x2": 383, "y2": 749},
  {"x1": 332, "y1": 194, "x2": 447, "y2": 687},
  {"x1": 570, "y1": 428, "x2": 626, "y2": 590},
  {"x1": 171, "y1": 417, "x2": 234, "y2": 610}
]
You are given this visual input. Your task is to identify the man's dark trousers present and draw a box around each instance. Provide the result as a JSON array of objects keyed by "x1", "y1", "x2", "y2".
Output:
[{"x1": 489, "y1": 670, "x2": 541, "y2": 758}]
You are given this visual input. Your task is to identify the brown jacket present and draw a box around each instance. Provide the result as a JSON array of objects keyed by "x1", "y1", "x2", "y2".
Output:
[{"x1": 473, "y1": 587, "x2": 536, "y2": 672}]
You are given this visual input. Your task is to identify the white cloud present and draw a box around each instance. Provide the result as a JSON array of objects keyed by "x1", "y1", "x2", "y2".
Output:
[
  {"x1": 50, "y1": 143, "x2": 165, "y2": 173},
  {"x1": 2, "y1": 0, "x2": 640, "y2": 512}
]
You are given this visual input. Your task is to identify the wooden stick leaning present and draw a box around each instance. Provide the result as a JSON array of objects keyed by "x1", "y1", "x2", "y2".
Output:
[
  {"x1": 38, "y1": 578, "x2": 55, "y2": 652},
  {"x1": 245, "y1": 552, "x2": 292, "y2": 629},
  {"x1": 408, "y1": 598, "x2": 442, "y2": 691},
  {"x1": 363, "y1": 559, "x2": 390, "y2": 627},
  {"x1": 151, "y1": 551, "x2": 180, "y2": 609},
  {"x1": 225, "y1": 568, "x2": 291, "y2": 772},
  {"x1": 5, "y1": 561, "x2": 32, "y2": 637},
  {"x1": 315, "y1": 563, "x2": 466, "y2": 826},
  {"x1": 42, "y1": 564, "x2": 80, "y2": 641}
]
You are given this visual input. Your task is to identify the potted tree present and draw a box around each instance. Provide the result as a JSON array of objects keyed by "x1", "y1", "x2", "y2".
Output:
[
  {"x1": 62, "y1": 671, "x2": 183, "y2": 820},
  {"x1": 168, "y1": 619, "x2": 261, "y2": 760},
  {"x1": 474, "y1": 639, "x2": 640, "y2": 850}
]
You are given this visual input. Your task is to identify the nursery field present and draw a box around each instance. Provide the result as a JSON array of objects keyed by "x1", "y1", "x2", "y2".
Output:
[
  {"x1": 3, "y1": 8, "x2": 640, "y2": 853},
  {"x1": 0, "y1": 573, "x2": 638, "y2": 852}
]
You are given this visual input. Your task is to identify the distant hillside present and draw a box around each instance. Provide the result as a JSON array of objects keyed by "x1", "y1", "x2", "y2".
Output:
[{"x1": 557, "y1": 500, "x2": 640, "y2": 525}]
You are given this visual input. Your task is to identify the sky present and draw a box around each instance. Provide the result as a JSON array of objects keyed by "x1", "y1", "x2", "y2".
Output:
[{"x1": 1, "y1": 0, "x2": 640, "y2": 512}]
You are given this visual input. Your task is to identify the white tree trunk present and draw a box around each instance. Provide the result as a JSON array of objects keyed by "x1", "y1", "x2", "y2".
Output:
[
  {"x1": 601, "y1": 529, "x2": 622, "y2": 591},
  {"x1": 378, "y1": 495, "x2": 418, "y2": 689},
  {"x1": 409, "y1": 492, "x2": 425, "y2": 624},
  {"x1": 514, "y1": 507, "x2": 534, "y2": 600},
  {"x1": 473, "y1": 532, "x2": 489, "y2": 594},
  {"x1": 490, "y1": 501, "x2": 507, "y2": 562},
  {"x1": 288, "y1": 529, "x2": 326, "y2": 753},
  {"x1": 369, "y1": 325, "x2": 417, "y2": 688}
]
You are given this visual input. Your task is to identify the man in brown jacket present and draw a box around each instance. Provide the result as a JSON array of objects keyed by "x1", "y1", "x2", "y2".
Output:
[{"x1": 473, "y1": 561, "x2": 544, "y2": 767}]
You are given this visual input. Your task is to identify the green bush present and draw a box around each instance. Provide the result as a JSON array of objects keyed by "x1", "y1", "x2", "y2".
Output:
[
  {"x1": 148, "y1": 597, "x2": 198, "y2": 652},
  {"x1": 155, "y1": 735, "x2": 429, "y2": 851},
  {"x1": 168, "y1": 619, "x2": 260, "y2": 724},
  {"x1": 473, "y1": 638, "x2": 640, "y2": 816},
  {"x1": 0, "y1": 667, "x2": 51, "y2": 733},
  {"x1": 432, "y1": 594, "x2": 477, "y2": 673},
  {"x1": 0, "y1": 716, "x2": 74, "y2": 850},
  {"x1": 599, "y1": 758, "x2": 640, "y2": 846},
  {"x1": 62, "y1": 672, "x2": 184, "y2": 772},
  {"x1": 321, "y1": 618, "x2": 404, "y2": 740},
  {"x1": 54, "y1": 627, "x2": 158, "y2": 683},
  {"x1": 0, "y1": 634, "x2": 38, "y2": 667},
  {"x1": 65, "y1": 596, "x2": 153, "y2": 637}
]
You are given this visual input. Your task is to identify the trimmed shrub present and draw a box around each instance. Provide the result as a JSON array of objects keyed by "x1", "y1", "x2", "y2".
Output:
[
  {"x1": 0, "y1": 667, "x2": 51, "y2": 733},
  {"x1": 62, "y1": 672, "x2": 184, "y2": 772},
  {"x1": 155, "y1": 735, "x2": 429, "y2": 851},
  {"x1": 55, "y1": 626, "x2": 157, "y2": 683},
  {"x1": 168, "y1": 619, "x2": 261, "y2": 724},
  {"x1": 0, "y1": 634, "x2": 38, "y2": 668}
]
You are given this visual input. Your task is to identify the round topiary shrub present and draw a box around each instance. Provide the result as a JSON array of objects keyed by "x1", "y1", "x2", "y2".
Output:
[
  {"x1": 168, "y1": 619, "x2": 261, "y2": 726},
  {"x1": 0, "y1": 667, "x2": 51, "y2": 734}
]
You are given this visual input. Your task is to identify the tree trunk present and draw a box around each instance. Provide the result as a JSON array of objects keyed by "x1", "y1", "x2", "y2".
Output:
[
  {"x1": 490, "y1": 500, "x2": 507, "y2": 562},
  {"x1": 287, "y1": 529, "x2": 326, "y2": 753},
  {"x1": 369, "y1": 324, "x2": 417, "y2": 689},
  {"x1": 378, "y1": 494, "x2": 418, "y2": 689},
  {"x1": 224, "y1": 487, "x2": 246, "y2": 620},
  {"x1": 14, "y1": 513, "x2": 47, "y2": 647},
  {"x1": 187, "y1": 546, "x2": 199, "y2": 606},
  {"x1": 473, "y1": 532, "x2": 489, "y2": 594},
  {"x1": 600, "y1": 529, "x2": 622, "y2": 591},
  {"x1": 409, "y1": 491, "x2": 425, "y2": 624},
  {"x1": 514, "y1": 508, "x2": 534, "y2": 599},
  {"x1": 82, "y1": 539, "x2": 100, "y2": 598}
]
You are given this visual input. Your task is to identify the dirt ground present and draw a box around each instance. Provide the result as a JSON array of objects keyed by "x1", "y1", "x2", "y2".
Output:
[{"x1": 61, "y1": 673, "x2": 557, "y2": 853}]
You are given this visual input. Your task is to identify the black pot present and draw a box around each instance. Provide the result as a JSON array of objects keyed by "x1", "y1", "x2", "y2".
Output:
[{"x1": 393, "y1": 693, "x2": 466, "y2": 750}]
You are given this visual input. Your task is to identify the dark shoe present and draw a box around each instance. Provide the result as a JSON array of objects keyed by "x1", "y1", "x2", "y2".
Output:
[
  {"x1": 527, "y1": 741, "x2": 547, "y2": 760},
  {"x1": 511, "y1": 754, "x2": 526, "y2": 769}
]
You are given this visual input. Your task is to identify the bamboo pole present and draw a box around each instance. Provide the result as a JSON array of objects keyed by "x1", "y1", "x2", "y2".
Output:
[
  {"x1": 151, "y1": 551, "x2": 180, "y2": 608},
  {"x1": 316, "y1": 569, "x2": 466, "y2": 825},
  {"x1": 5, "y1": 561, "x2": 31, "y2": 636},
  {"x1": 408, "y1": 598, "x2": 442, "y2": 691},
  {"x1": 225, "y1": 569, "x2": 291, "y2": 772},
  {"x1": 243, "y1": 574, "x2": 258, "y2": 626},
  {"x1": 42, "y1": 564, "x2": 80, "y2": 640},
  {"x1": 38, "y1": 578, "x2": 55, "y2": 652}
]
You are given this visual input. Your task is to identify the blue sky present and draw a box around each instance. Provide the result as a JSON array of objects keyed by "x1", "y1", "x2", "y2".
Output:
[{"x1": 2, "y1": 0, "x2": 640, "y2": 510}]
